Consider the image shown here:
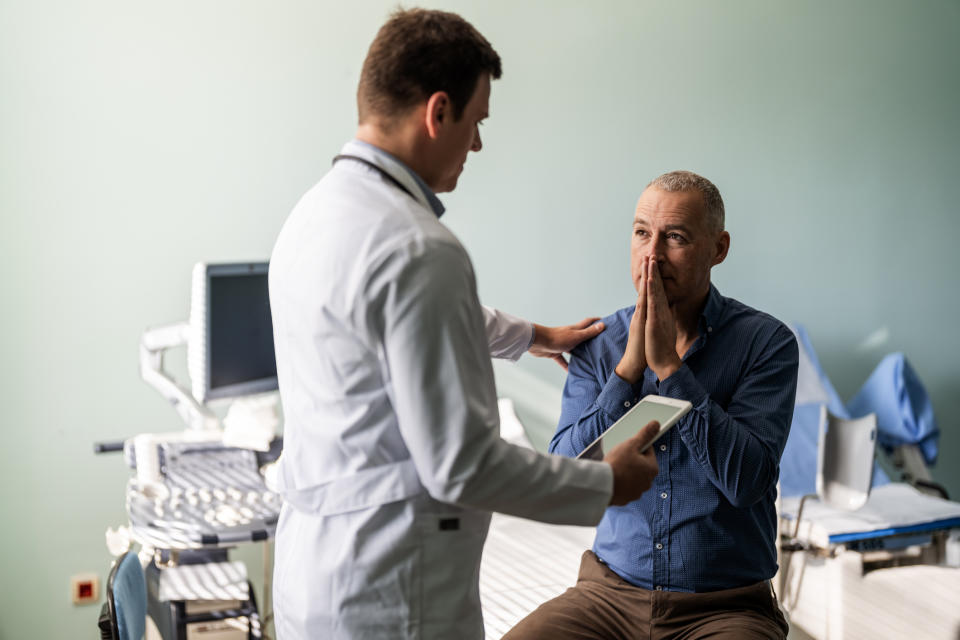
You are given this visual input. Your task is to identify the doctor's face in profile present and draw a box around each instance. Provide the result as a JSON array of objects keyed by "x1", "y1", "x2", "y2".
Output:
[{"x1": 432, "y1": 73, "x2": 490, "y2": 193}]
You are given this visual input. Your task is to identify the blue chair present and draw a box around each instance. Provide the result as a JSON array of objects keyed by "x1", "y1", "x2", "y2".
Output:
[{"x1": 98, "y1": 552, "x2": 147, "y2": 640}]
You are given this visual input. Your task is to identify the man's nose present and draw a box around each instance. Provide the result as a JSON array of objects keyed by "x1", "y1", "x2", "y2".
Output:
[
  {"x1": 472, "y1": 128, "x2": 482, "y2": 152},
  {"x1": 644, "y1": 233, "x2": 665, "y2": 259}
]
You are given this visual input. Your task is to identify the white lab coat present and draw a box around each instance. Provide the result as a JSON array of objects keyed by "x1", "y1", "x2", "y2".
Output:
[{"x1": 269, "y1": 141, "x2": 612, "y2": 639}]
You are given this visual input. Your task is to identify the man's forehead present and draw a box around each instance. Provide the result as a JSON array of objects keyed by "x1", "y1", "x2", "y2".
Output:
[
  {"x1": 471, "y1": 73, "x2": 492, "y2": 113},
  {"x1": 634, "y1": 188, "x2": 707, "y2": 223}
]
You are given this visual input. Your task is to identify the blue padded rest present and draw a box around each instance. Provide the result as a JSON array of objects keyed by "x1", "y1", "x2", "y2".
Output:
[
  {"x1": 792, "y1": 327, "x2": 847, "y2": 416},
  {"x1": 780, "y1": 404, "x2": 823, "y2": 498},
  {"x1": 111, "y1": 553, "x2": 146, "y2": 640},
  {"x1": 847, "y1": 352, "x2": 939, "y2": 465},
  {"x1": 780, "y1": 326, "x2": 889, "y2": 497}
]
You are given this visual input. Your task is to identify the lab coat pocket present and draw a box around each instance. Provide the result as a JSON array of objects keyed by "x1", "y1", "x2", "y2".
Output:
[
  {"x1": 416, "y1": 502, "x2": 491, "y2": 630},
  {"x1": 333, "y1": 501, "x2": 420, "y2": 638}
]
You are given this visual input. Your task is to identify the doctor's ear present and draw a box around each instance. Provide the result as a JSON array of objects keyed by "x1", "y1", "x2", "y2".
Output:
[{"x1": 425, "y1": 91, "x2": 450, "y2": 139}]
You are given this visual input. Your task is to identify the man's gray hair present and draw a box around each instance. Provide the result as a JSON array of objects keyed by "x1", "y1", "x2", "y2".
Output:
[{"x1": 647, "y1": 170, "x2": 725, "y2": 233}]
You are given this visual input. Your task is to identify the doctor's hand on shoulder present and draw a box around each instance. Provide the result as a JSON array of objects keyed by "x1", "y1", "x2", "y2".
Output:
[
  {"x1": 605, "y1": 420, "x2": 661, "y2": 506},
  {"x1": 529, "y1": 318, "x2": 605, "y2": 371}
]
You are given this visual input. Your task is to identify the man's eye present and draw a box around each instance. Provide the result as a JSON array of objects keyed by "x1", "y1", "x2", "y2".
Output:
[
  {"x1": 668, "y1": 233, "x2": 686, "y2": 243},
  {"x1": 634, "y1": 229, "x2": 647, "y2": 236}
]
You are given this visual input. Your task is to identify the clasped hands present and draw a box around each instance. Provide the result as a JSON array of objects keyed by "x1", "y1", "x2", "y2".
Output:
[{"x1": 615, "y1": 256, "x2": 683, "y2": 384}]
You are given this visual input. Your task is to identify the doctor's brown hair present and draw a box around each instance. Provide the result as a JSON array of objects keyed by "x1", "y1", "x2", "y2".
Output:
[{"x1": 357, "y1": 8, "x2": 502, "y2": 124}]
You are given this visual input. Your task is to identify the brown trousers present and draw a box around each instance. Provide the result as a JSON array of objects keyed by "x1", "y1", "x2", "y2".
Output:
[{"x1": 502, "y1": 551, "x2": 789, "y2": 640}]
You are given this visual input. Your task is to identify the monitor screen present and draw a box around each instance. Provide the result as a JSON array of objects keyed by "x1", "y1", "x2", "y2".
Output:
[{"x1": 189, "y1": 262, "x2": 277, "y2": 402}]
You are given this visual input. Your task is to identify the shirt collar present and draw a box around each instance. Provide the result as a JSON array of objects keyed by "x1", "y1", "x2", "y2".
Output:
[
  {"x1": 352, "y1": 139, "x2": 446, "y2": 218},
  {"x1": 699, "y1": 283, "x2": 725, "y2": 335}
]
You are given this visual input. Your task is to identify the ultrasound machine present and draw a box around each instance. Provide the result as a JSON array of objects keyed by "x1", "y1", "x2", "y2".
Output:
[{"x1": 97, "y1": 262, "x2": 281, "y2": 639}]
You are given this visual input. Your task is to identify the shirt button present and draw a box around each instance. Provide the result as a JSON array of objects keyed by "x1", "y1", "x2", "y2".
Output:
[
  {"x1": 661, "y1": 492, "x2": 668, "y2": 499},
  {"x1": 655, "y1": 585, "x2": 663, "y2": 591},
  {"x1": 655, "y1": 543, "x2": 663, "y2": 550},
  {"x1": 659, "y1": 444, "x2": 667, "y2": 452},
  {"x1": 707, "y1": 326, "x2": 713, "y2": 332},
  {"x1": 624, "y1": 400, "x2": 631, "y2": 408}
]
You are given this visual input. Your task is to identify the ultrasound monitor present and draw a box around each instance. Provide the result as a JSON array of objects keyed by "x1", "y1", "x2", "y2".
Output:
[{"x1": 188, "y1": 262, "x2": 277, "y2": 403}]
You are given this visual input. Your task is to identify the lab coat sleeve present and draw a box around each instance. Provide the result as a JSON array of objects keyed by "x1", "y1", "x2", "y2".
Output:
[
  {"x1": 481, "y1": 305, "x2": 534, "y2": 361},
  {"x1": 371, "y1": 241, "x2": 612, "y2": 525},
  {"x1": 658, "y1": 324, "x2": 799, "y2": 508}
]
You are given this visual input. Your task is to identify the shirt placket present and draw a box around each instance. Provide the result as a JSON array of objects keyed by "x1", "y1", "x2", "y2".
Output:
[
  {"x1": 641, "y1": 369, "x2": 668, "y2": 591},
  {"x1": 649, "y1": 317, "x2": 708, "y2": 592},
  {"x1": 652, "y1": 425, "x2": 673, "y2": 592}
]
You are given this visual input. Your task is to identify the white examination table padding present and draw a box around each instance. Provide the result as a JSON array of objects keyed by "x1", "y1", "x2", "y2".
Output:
[{"x1": 778, "y1": 483, "x2": 960, "y2": 639}]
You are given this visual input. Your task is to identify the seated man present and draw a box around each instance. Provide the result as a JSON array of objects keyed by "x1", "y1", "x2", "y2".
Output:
[{"x1": 505, "y1": 171, "x2": 798, "y2": 640}]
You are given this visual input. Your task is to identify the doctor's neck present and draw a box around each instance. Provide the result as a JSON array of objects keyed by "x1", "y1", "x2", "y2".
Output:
[{"x1": 356, "y1": 116, "x2": 433, "y2": 185}]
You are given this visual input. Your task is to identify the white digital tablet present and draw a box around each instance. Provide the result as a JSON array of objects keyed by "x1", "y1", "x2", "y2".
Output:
[{"x1": 577, "y1": 394, "x2": 692, "y2": 460}]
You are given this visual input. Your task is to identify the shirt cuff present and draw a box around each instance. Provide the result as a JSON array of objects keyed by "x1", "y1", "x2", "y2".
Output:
[
  {"x1": 483, "y1": 306, "x2": 534, "y2": 361},
  {"x1": 656, "y1": 364, "x2": 710, "y2": 408},
  {"x1": 555, "y1": 457, "x2": 614, "y2": 525},
  {"x1": 596, "y1": 372, "x2": 645, "y2": 422},
  {"x1": 595, "y1": 460, "x2": 615, "y2": 516},
  {"x1": 524, "y1": 322, "x2": 535, "y2": 352}
]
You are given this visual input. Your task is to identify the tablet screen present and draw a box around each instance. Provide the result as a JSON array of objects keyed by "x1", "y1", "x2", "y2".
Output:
[{"x1": 577, "y1": 396, "x2": 691, "y2": 460}]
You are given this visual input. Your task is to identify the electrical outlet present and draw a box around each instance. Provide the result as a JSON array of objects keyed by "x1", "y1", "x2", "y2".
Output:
[{"x1": 70, "y1": 573, "x2": 100, "y2": 605}]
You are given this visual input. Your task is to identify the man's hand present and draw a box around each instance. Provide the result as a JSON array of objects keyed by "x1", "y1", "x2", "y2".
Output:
[
  {"x1": 644, "y1": 258, "x2": 682, "y2": 380},
  {"x1": 615, "y1": 279, "x2": 647, "y2": 384},
  {"x1": 605, "y1": 419, "x2": 661, "y2": 506},
  {"x1": 530, "y1": 318, "x2": 605, "y2": 371}
]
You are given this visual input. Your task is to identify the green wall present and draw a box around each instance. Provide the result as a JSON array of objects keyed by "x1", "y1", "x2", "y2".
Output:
[{"x1": 2, "y1": 1, "x2": 958, "y2": 637}]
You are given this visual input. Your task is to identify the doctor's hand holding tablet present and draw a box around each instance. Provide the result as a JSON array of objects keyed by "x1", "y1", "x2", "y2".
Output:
[{"x1": 588, "y1": 395, "x2": 692, "y2": 506}]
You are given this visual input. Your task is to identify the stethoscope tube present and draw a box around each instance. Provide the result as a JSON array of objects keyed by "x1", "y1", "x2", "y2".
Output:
[{"x1": 333, "y1": 154, "x2": 416, "y2": 201}]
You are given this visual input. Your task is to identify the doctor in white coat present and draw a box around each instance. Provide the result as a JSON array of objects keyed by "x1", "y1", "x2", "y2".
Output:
[{"x1": 269, "y1": 8, "x2": 661, "y2": 639}]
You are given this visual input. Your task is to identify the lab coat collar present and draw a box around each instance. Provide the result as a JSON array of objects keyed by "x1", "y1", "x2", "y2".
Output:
[{"x1": 345, "y1": 140, "x2": 446, "y2": 218}]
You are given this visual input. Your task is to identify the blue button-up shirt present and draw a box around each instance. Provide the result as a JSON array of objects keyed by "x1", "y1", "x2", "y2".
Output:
[{"x1": 549, "y1": 285, "x2": 799, "y2": 592}]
